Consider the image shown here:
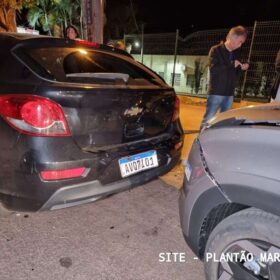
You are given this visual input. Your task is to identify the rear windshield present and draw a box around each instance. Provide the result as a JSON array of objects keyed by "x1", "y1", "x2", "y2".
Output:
[{"x1": 21, "y1": 47, "x2": 161, "y2": 85}]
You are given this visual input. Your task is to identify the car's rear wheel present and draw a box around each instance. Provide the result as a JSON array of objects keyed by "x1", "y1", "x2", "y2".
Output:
[{"x1": 204, "y1": 208, "x2": 280, "y2": 280}]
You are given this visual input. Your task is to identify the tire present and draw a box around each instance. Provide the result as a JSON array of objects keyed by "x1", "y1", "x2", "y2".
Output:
[{"x1": 204, "y1": 208, "x2": 280, "y2": 280}]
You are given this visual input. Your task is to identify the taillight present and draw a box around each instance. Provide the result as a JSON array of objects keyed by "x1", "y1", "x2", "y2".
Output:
[
  {"x1": 175, "y1": 141, "x2": 183, "y2": 150},
  {"x1": 172, "y1": 96, "x2": 180, "y2": 122},
  {"x1": 0, "y1": 95, "x2": 70, "y2": 136},
  {"x1": 76, "y1": 40, "x2": 100, "y2": 48},
  {"x1": 40, "y1": 167, "x2": 87, "y2": 181}
]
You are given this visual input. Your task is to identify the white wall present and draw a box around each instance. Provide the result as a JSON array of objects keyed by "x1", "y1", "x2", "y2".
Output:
[{"x1": 133, "y1": 54, "x2": 209, "y2": 95}]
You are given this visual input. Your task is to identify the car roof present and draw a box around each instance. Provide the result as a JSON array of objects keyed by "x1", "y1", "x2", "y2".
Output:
[
  {"x1": 0, "y1": 32, "x2": 133, "y2": 59},
  {"x1": 0, "y1": 32, "x2": 48, "y2": 40}
]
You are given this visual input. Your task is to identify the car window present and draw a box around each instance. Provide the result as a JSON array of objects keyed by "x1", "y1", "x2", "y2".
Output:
[{"x1": 24, "y1": 47, "x2": 159, "y2": 85}]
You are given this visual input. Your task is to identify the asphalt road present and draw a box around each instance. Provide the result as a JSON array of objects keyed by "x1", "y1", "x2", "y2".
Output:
[{"x1": 0, "y1": 180, "x2": 204, "y2": 280}]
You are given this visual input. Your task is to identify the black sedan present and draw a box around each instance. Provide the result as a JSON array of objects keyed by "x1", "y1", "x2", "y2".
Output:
[{"x1": 0, "y1": 33, "x2": 183, "y2": 212}]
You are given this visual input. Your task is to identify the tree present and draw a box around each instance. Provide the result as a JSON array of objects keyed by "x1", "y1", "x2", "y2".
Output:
[
  {"x1": 26, "y1": 0, "x2": 54, "y2": 35},
  {"x1": 26, "y1": 0, "x2": 81, "y2": 36},
  {"x1": 0, "y1": 0, "x2": 27, "y2": 32},
  {"x1": 0, "y1": 0, "x2": 81, "y2": 37},
  {"x1": 52, "y1": 0, "x2": 81, "y2": 36}
]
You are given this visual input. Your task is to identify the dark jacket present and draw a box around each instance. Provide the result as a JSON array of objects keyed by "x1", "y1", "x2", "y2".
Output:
[
  {"x1": 270, "y1": 49, "x2": 280, "y2": 99},
  {"x1": 208, "y1": 43, "x2": 241, "y2": 96}
]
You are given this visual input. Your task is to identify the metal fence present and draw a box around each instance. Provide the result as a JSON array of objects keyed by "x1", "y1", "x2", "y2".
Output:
[{"x1": 125, "y1": 20, "x2": 280, "y2": 102}]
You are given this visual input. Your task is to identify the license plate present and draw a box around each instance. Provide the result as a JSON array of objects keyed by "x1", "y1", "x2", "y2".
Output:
[
  {"x1": 119, "y1": 150, "x2": 158, "y2": 178},
  {"x1": 184, "y1": 160, "x2": 192, "y2": 181}
]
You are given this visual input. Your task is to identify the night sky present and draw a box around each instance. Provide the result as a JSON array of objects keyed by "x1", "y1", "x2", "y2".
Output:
[{"x1": 111, "y1": 0, "x2": 280, "y2": 37}]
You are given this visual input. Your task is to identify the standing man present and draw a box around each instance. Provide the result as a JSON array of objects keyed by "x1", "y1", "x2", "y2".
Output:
[{"x1": 200, "y1": 25, "x2": 249, "y2": 129}]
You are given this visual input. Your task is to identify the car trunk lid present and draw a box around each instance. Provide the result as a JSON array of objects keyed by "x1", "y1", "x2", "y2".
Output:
[{"x1": 42, "y1": 85, "x2": 176, "y2": 150}]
